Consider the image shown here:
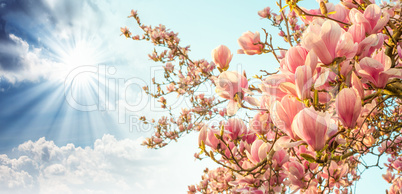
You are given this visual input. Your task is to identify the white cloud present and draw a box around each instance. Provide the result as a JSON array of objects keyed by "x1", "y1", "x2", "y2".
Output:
[
  {"x1": 0, "y1": 34, "x2": 62, "y2": 84},
  {"x1": 0, "y1": 134, "x2": 160, "y2": 194},
  {"x1": 0, "y1": 133, "x2": 216, "y2": 194}
]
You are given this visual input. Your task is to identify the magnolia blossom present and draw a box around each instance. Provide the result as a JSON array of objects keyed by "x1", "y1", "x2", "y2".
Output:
[
  {"x1": 292, "y1": 107, "x2": 331, "y2": 151},
  {"x1": 383, "y1": 171, "x2": 395, "y2": 183},
  {"x1": 271, "y1": 95, "x2": 304, "y2": 140},
  {"x1": 258, "y1": 7, "x2": 271, "y2": 18},
  {"x1": 198, "y1": 126, "x2": 220, "y2": 149},
  {"x1": 163, "y1": 62, "x2": 174, "y2": 72},
  {"x1": 250, "y1": 111, "x2": 271, "y2": 135},
  {"x1": 280, "y1": 46, "x2": 308, "y2": 74},
  {"x1": 356, "y1": 51, "x2": 402, "y2": 88},
  {"x1": 215, "y1": 71, "x2": 248, "y2": 115},
  {"x1": 272, "y1": 149, "x2": 289, "y2": 169},
  {"x1": 336, "y1": 88, "x2": 362, "y2": 129},
  {"x1": 260, "y1": 74, "x2": 290, "y2": 100},
  {"x1": 212, "y1": 45, "x2": 232, "y2": 71},
  {"x1": 224, "y1": 118, "x2": 247, "y2": 140},
  {"x1": 349, "y1": 4, "x2": 389, "y2": 35},
  {"x1": 237, "y1": 31, "x2": 263, "y2": 55},
  {"x1": 246, "y1": 139, "x2": 271, "y2": 164},
  {"x1": 322, "y1": 161, "x2": 349, "y2": 184},
  {"x1": 284, "y1": 161, "x2": 306, "y2": 189},
  {"x1": 348, "y1": 25, "x2": 384, "y2": 58},
  {"x1": 303, "y1": 19, "x2": 357, "y2": 65}
]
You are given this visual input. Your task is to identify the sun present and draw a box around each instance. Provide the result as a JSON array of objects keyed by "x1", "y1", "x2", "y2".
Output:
[
  {"x1": 63, "y1": 41, "x2": 98, "y2": 67},
  {"x1": 57, "y1": 39, "x2": 102, "y2": 86}
]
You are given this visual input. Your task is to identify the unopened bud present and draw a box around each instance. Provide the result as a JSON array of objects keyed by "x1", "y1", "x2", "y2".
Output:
[{"x1": 320, "y1": 1, "x2": 327, "y2": 15}]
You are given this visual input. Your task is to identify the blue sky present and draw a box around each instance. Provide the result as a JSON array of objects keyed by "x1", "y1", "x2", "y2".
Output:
[{"x1": 0, "y1": 0, "x2": 390, "y2": 193}]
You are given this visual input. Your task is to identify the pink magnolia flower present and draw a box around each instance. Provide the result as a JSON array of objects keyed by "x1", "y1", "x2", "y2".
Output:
[
  {"x1": 128, "y1": 9, "x2": 138, "y2": 18},
  {"x1": 336, "y1": 31, "x2": 358, "y2": 59},
  {"x1": 348, "y1": 24, "x2": 384, "y2": 58},
  {"x1": 237, "y1": 31, "x2": 263, "y2": 55},
  {"x1": 348, "y1": 23, "x2": 366, "y2": 43},
  {"x1": 242, "y1": 129, "x2": 257, "y2": 144},
  {"x1": 322, "y1": 161, "x2": 349, "y2": 183},
  {"x1": 356, "y1": 51, "x2": 402, "y2": 88},
  {"x1": 349, "y1": 4, "x2": 390, "y2": 35},
  {"x1": 212, "y1": 45, "x2": 232, "y2": 71},
  {"x1": 364, "y1": 34, "x2": 385, "y2": 58},
  {"x1": 246, "y1": 139, "x2": 271, "y2": 164},
  {"x1": 166, "y1": 83, "x2": 175, "y2": 92},
  {"x1": 272, "y1": 149, "x2": 289, "y2": 169},
  {"x1": 336, "y1": 88, "x2": 362, "y2": 129},
  {"x1": 188, "y1": 185, "x2": 196, "y2": 193},
  {"x1": 392, "y1": 158, "x2": 402, "y2": 171},
  {"x1": 280, "y1": 46, "x2": 309, "y2": 74},
  {"x1": 284, "y1": 161, "x2": 306, "y2": 189},
  {"x1": 275, "y1": 52, "x2": 318, "y2": 100},
  {"x1": 259, "y1": 95, "x2": 275, "y2": 110},
  {"x1": 383, "y1": 171, "x2": 395, "y2": 183},
  {"x1": 260, "y1": 74, "x2": 290, "y2": 100},
  {"x1": 215, "y1": 71, "x2": 248, "y2": 115},
  {"x1": 198, "y1": 126, "x2": 220, "y2": 149},
  {"x1": 271, "y1": 95, "x2": 304, "y2": 140},
  {"x1": 303, "y1": 19, "x2": 357, "y2": 65},
  {"x1": 292, "y1": 107, "x2": 331, "y2": 151},
  {"x1": 224, "y1": 118, "x2": 247, "y2": 140},
  {"x1": 163, "y1": 62, "x2": 174, "y2": 72},
  {"x1": 388, "y1": 178, "x2": 402, "y2": 194},
  {"x1": 250, "y1": 111, "x2": 271, "y2": 135},
  {"x1": 205, "y1": 128, "x2": 220, "y2": 149},
  {"x1": 258, "y1": 7, "x2": 271, "y2": 18},
  {"x1": 120, "y1": 26, "x2": 131, "y2": 38}
]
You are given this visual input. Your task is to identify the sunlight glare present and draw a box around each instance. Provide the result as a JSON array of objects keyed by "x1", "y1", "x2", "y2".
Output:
[{"x1": 64, "y1": 41, "x2": 98, "y2": 67}]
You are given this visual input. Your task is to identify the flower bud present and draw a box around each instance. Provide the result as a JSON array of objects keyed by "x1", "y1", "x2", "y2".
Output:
[{"x1": 212, "y1": 45, "x2": 232, "y2": 72}]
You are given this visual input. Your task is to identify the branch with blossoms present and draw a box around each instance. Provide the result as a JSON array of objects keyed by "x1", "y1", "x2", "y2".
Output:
[{"x1": 122, "y1": 0, "x2": 402, "y2": 193}]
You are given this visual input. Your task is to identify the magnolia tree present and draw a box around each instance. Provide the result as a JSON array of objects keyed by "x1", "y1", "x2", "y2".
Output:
[{"x1": 121, "y1": 0, "x2": 402, "y2": 193}]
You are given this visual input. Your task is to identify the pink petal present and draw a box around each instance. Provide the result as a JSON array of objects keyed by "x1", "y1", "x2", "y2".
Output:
[
  {"x1": 244, "y1": 96, "x2": 260, "y2": 107},
  {"x1": 295, "y1": 66, "x2": 313, "y2": 100},
  {"x1": 364, "y1": 4, "x2": 382, "y2": 31},
  {"x1": 279, "y1": 82, "x2": 298, "y2": 97},
  {"x1": 227, "y1": 100, "x2": 239, "y2": 116},
  {"x1": 304, "y1": 33, "x2": 333, "y2": 64},
  {"x1": 320, "y1": 20, "x2": 342, "y2": 59},
  {"x1": 372, "y1": 12, "x2": 389, "y2": 33}
]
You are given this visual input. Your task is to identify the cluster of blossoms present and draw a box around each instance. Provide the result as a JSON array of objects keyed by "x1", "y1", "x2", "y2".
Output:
[
  {"x1": 123, "y1": 0, "x2": 402, "y2": 193},
  {"x1": 188, "y1": 167, "x2": 235, "y2": 193}
]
